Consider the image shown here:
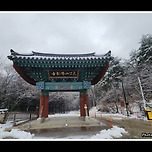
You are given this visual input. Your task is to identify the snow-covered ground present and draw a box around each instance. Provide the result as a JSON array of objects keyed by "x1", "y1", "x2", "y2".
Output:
[
  {"x1": 0, "y1": 121, "x2": 34, "y2": 139},
  {"x1": 90, "y1": 106, "x2": 147, "y2": 120},
  {"x1": 91, "y1": 126, "x2": 128, "y2": 139},
  {"x1": 0, "y1": 111, "x2": 129, "y2": 140}
]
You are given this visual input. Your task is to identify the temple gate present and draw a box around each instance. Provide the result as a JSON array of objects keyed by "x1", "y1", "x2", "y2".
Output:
[{"x1": 8, "y1": 49, "x2": 113, "y2": 118}]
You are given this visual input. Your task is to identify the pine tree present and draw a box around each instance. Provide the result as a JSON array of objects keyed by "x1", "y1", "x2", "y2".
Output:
[
  {"x1": 129, "y1": 34, "x2": 152, "y2": 101},
  {"x1": 98, "y1": 57, "x2": 125, "y2": 91},
  {"x1": 137, "y1": 34, "x2": 152, "y2": 65}
]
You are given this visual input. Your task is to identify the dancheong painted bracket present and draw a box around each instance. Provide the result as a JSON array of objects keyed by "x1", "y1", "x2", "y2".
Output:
[{"x1": 36, "y1": 81, "x2": 91, "y2": 92}]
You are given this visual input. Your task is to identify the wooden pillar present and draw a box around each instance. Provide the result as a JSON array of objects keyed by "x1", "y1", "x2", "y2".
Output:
[
  {"x1": 39, "y1": 90, "x2": 49, "y2": 118},
  {"x1": 80, "y1": 91, "x2": 85, "y2": 117},
  {"x1": 80, "y1": 89, "x2": 89, "y2": 117}
]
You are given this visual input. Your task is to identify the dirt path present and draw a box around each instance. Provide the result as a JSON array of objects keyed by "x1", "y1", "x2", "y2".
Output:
[{"x1": 95, "y1": 114, "x2": 152, "y2": 139}]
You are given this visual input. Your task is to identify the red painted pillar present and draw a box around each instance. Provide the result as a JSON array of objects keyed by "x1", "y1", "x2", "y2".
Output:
[
  {"x1": 43, "y1": 95, "x2": 49, "y2": 118},
  {"x1": 39, "y1": 90, "x2": 49, "y2": 118},
  {"x1": 80, "y1": 89, "x2": 89, "y2": 117},
  {"x1": 39, "y1": 91, "x2": 44, "y2": 118},
  {"x1": 80, "y1": 92, "x2": 85, "y2": 117}
]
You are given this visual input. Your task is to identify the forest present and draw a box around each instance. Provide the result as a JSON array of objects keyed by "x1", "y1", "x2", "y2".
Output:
[
  {"x1": 89, "y1": 34, "x2": 152, "y2": 115},
  {"x1": 0, "y1": 34, "x2": 151, "y2": 114}
]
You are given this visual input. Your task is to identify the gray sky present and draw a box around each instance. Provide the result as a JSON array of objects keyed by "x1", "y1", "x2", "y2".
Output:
[{"x1": 0, "y1": 12, "x2": 152, "y2": 65}]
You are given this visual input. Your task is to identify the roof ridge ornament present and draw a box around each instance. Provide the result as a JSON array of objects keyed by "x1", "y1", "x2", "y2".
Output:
[
  {"x1": 10, "y1": 49, "x2": 34, "y2": 56},
  {"x1": 10, "y1": 49, "x2": 19, "y2": 55},
  {"x1": 106, "y1": 50, "x2": 111, "y2": 56}
]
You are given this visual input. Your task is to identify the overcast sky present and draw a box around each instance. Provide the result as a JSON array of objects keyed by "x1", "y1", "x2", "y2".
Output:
[{"x1": 0, "y1": 12, "x2": 152, "y2": 65}]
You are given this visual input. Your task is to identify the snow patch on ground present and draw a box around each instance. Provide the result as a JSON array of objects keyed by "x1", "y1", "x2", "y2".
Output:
[
  {"x1": 89, "y1": 107, "x2": 98, "y2": 114},
  {"x1": 0, "y1": 129, "x2": 34, "y2": 139},
  {"x1": 90, "y1": 106, "x2": 147, "y2": 121},
  {"x1": 91, "y1": 126, "x2": 128, "y2": 139},
  {"x1": 0, "y1": 121, "x2": 34, "y2": 139}
]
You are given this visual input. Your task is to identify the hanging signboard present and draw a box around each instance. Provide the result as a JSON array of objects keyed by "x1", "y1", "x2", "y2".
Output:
[{"x1": 48, "y1": 69, "x2": 79, "y2": 79}]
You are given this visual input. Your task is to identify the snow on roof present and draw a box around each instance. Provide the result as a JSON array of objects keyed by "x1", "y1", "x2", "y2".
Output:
[{"x1": 8, "y1": 49, "x2": 113, "y2": 61}]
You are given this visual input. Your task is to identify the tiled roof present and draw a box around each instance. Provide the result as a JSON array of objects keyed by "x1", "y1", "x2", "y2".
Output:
[
  {"x1": 8, "y1": 49, "x2": 112, "y2": 60},
  {"x1": 7, "y1": 49, "x2": 113, "y2": 86}
]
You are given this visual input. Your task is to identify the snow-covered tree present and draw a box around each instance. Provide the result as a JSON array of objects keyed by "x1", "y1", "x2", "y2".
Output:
[
  {"x1": 137, "y1": 34, "x2": 152, "y2": 65},
  {"x1": 49, "y1": 92, "x2": 79, "y2": 113},
  {"x1": 128, "y1": 34, "x2": 152, "y2": 100},
  {"x1": 93, "y1": 34, "x2": 152, "y2": 114}
]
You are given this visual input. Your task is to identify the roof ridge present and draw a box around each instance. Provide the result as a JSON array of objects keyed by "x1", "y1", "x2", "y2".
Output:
[
  {"x1": 9, "y1": 49, "x2": 112, "y2": 58},
  {"x1": 32, "y1": 51, "x2": 96, "y2": 57}
]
